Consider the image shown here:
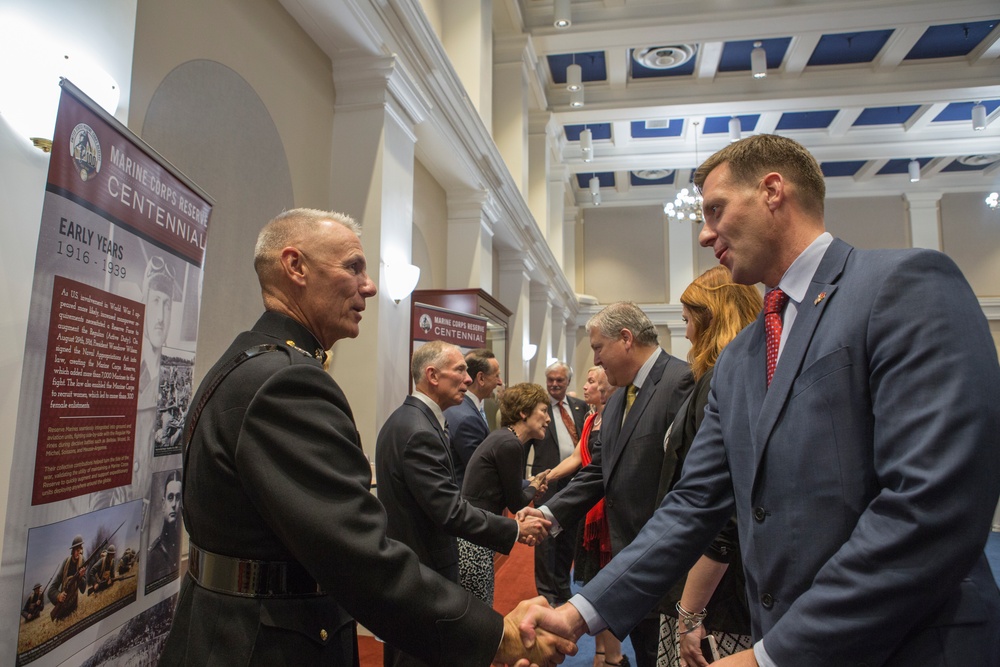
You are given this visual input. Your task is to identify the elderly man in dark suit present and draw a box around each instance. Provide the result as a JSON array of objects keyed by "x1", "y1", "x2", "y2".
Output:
[
  {"x1": 443, "y1": 347, "x2": 504, "y2": 486},
  {"x1": 522, "y1": 307, "x2": 694, "y2": 666},
  {"x1": 376, "y1": 339, "x2": 552, "y2": 667},
  {"x1": 522, "y1": 362, "x2": 588, "y2": 606},
  {"x1": 160, "y1": 209, "x2": 570, "y2": 667},
  {"x1": 520, "y1": 135, "x2": 1000, "y2": 667}
]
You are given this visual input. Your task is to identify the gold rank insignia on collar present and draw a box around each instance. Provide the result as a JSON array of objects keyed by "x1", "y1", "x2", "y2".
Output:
[{"x1": 285, "y1": 340, "x2": 327, "y2": 362}]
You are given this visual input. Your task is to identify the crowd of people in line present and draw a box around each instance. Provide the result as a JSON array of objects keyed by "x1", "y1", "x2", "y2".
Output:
[{"x1": 155, "y1": 134, "x2": 1000, "y2": 667}]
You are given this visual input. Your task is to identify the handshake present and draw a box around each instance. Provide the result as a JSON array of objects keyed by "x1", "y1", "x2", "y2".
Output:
[
  {"x1": 493, "y1": 596, "x2": 586, "y2": 667},
  {"x1": 516, "y1": 473, "x2": 552, "y2": 547}
]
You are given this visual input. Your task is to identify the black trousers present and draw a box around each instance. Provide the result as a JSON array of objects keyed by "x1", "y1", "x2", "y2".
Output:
[
  {"x1": 533, "y1": 519, "x2": 580, "y2": 604},
  {"x1": 628, "y1": 616, "x2": 661, "y2": 667}
]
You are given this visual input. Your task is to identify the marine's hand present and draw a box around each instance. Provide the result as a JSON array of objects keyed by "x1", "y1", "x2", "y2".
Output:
[
  {"x1": 495, "y1": 596, "x2": 577, "y2": 666},
  {"x1": 516, "y1": 506, "x2": 546, "y2": 522},
  {"x1": 516, "y1": 513, "x2": 551, "y2": 546},
  {"x1": 518, "y1": 600, "x2": 587, "y2": 651}
]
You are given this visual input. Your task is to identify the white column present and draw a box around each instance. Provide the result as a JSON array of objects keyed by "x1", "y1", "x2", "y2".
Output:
[
  {"x1": 668, "y1": 216, "x2": 697, "y2": 303},
  {"x1": 904, "y1": 192, "x2": 943, "y2": 250},
  {"x1": 530, "y1": 284, "x2": 554, "y2": 384},
  {"x1": 446, "y1": 191, "x2": 497, "y2": 292},
  {"x1": 528, "y1": 112, "x2": 553, "y2": 239},
  {"x1": 493, "y1": 35, "x2": 532, "y2": 196},
  {"x1": 498, "y1": 252, "x2": 533, "y2": 384},
  {"x1": 441, "y1": 0, "x2": 492, "y2": 129},
  {"x1": 328, "y1": 55, "x2": 429, "y2": 453},
  {"x1": 562, "y1": 204, "x2": 579, "y2": 292}
]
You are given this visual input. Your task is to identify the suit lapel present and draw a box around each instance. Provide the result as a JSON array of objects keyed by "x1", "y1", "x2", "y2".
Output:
[
  {"x1": 604, "y1": 350, "x2": 667, "y2": 478},
  {"x1": 752, "y1": 240, "x2": 851, "y2": 472},
  {"x1": 406, "y1": 395, "x2": 454, "y2": 467}
]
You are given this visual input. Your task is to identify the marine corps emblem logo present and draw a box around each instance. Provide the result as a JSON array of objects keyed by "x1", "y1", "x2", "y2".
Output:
[{"x1": 69, "y1": 123, "x2": 101, "y2": 182}]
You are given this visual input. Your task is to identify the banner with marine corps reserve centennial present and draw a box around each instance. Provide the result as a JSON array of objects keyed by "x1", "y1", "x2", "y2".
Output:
[{"x1": 0, "y1": 81, "x2": 212, "y2": 666}]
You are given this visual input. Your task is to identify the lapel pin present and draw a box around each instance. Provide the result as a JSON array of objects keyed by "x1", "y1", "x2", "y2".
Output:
[{"x1": 814, "y1": 292, "x2": 827, "y2": 306}]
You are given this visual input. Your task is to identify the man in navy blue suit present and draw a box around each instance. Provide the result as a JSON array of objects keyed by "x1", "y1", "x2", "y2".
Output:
[
  {"x1": 519, "y1": 134, "x2": 1000, "y2": 667},
  {"x1": 443, "y1": 348, "x2": 503, "y2": 486}
]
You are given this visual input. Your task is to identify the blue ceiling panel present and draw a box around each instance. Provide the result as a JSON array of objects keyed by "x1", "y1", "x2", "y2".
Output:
[
  {"x1": 808, "y1": 29, "x2": 893, "y2": 66},
  {"x1": 821, "y1": 161, "x2": 866, "y2": 177},
  {"x1": 704, "y1": 114, "x2": 761, "y2": 134},
  {"x1": 877, "y1": 157, "x2": 931, "y2": 175},
  {"x1": 630, "y1": 48, "x2": 698, "y2": 79},
  {"x1": 906, "y1": 20, "x2": 999, "y2": 59},
  {"x1": 776, "y1": 110, "x2": 839, "y2": 130},
  {"x1": 630, "y1": 170, "x2": 676, "y2": 186},
  {"x1": 576, "y1": 172, "x2": 616, "y2": 188},
  {"x1": 548, "y1": 51, "x2": 607, "y2": 84},
  {"x1": 718, "y1": 37, "x2": 791, "y2": 72},
  {"x1": 941, "y1": 159, "x2": 991, "y2": 173},
  {"x1": 933, "y1": 99, "x2": 1000, "y2": 122},
  {"x1": 853, "y1": 105, "x2": 921, "y2": 126},
  {"x1": 631, "y1": 119, "x2": 684, "y2": 138},
  {"x1": 565, "y1": 123, "x2": 613, "y2": 141}
]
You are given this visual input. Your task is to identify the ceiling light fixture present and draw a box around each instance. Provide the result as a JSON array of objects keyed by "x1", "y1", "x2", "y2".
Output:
[
  {"x1": 570, "y1": 88, "x2": 584, "y2": 108},
  {"x1": 554, "y1": 0, "x2": 571, "y2": 29},
  {"x1": 589, "y1": 175, "x2": 601, "y2": 205},
  {"x1": 566, "y1": 60, "x2": 582, "y2": 91},
  {"x1": 751, "y1": 41, "x2": 767, "y2": 79},
  {"x1": 972, "y1": 102, "x2": 987, "y2": 131},
  {"x1": 664, "y1": 121, "x2": 704, "y2": 223},
  {"x1": 580, "y1": 127, "x2": 593, "y2": 162},
  {"x1": 908, "y1": 159, "x2": 921, "y2": 183},
  {"x1": 728, "y1": 116, "x2": 742, "y2": 142}
]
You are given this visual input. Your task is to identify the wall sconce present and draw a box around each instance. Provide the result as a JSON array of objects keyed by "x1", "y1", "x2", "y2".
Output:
[
  {"x1": 728, "y1": 116, "x2": 742, "y2": 142},
  {"x1": 986, "y1": 192, "x2": 999, "y2": 210},
  {"x1": 553, "y1": 0, "x2": 571, "y2": 29},
  {"x1": 580, "y1": 127, "x2": 593, "y2": 162},
  {"x1": 908, "y1": 159, "x2": 921, "y2": 183},
  {"x1": 972, "y1": 102, "x2": 987, "y2": 131},
  {"x1": 751, "y1": 41, "x2": 767, "y2": 79},
  {"x1": 383, "y1": 262, "x2": 420, "y2": 304},
  {"x1": 523, "y1": 343, "x2": 538, "y2": 361},
  {"x1": 0, "y1": 14, "x2": 120, "y2": 151}
]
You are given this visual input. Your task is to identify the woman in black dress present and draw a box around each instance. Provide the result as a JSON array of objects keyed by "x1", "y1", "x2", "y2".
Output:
[{"x1": 459, "y1": 383, "x2": 551, "y2": 605}]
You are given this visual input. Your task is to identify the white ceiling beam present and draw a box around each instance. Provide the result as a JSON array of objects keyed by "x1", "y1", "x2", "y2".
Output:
[
  {"x1": 696, "y1": 41, "x2": 723, "y2": 80},
  {"x1": 854, "y1": 158, "x2": 890, "y2": 182},
  {"x1": 828, "y1": 107, "x2": 864, "y2": 137},
  {"x1": 783, "y1": 32, "x2": 823, "y2": 77},
  {"x1": 873, "y1": 24, "x2": 925, "y2": 72},
  {"x1": 607, "y1": 46, "x2": 631, "y2": 91},
  {"x1": 968, "y1": 21, "x2": 1000, "y2": 64},
  {"x1": 904, "y1": 103, "x2": 949, "y2": 132}
]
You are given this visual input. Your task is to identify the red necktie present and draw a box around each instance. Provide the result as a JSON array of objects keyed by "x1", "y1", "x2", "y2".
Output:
[
  {"x1": 765, "y1": 288, "x2": 789, "y2": 387},
  {"x1": 558, "y1": 402, "x2": 579, "y2": 444}
]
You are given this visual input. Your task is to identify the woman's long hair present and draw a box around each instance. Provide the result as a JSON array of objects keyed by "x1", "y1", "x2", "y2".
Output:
[{"x1": 683, "y1": 266, "x2": 763, "y2": 380}]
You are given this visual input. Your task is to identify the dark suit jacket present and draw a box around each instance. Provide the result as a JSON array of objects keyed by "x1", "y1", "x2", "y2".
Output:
[
  {"x1": 160, "y1": 312, "x2": 501, "y2": 667},
  {"x1": 375, "y1": 395, "x2": 518, "y2": 582},
  {"x1": 443, "y1": 393, "x2": 490, "y2": 487},
  {"x1": 546, "y1": 350, "x2": 694, "y2": 553},
  {"x1": 524, "y1": 395, "x2": 588, "y2": 503},
  {"x1": 581, "y1": 240, "x2": 1000, "y2": 666}
]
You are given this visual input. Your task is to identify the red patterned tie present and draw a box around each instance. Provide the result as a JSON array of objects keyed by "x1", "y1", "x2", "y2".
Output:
[
  {"x1": 764, "y1": 288, "x2": 789, "y2": 387},
  {"x1": 558, "y1": 402, "x2": 579, "y2": 444}
]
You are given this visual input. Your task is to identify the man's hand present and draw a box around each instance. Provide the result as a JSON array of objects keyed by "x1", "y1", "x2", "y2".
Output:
[
  {"x1": 528, "y1": 469, "x2": 550, "y2": 500},
  {"x1": 494, "y1": 596, "x2": 577, "y2": 666},
  {"x1": 518, "y1": 600, "x2": 588, "y2": 651},
  {"x1": 516, "y1": 506, "x2": 546, "y2": 522},
  {"x1": 678, "y1": 622, "x2": 709, "y2": 667},
  {"x1": 516, "y1": 513, "x2": 551, "y2": 546}
]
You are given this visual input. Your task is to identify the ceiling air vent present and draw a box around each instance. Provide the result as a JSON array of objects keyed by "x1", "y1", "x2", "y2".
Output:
[
  {"x1": 633, "y1": 45, "x2": 697, "y2": 70},
  {"x1": 957, "y1": 154, "x2": 1000, "y2": 167},
  {"x1": 633, "y1": 169, "x2": 673, "y2": 180}
]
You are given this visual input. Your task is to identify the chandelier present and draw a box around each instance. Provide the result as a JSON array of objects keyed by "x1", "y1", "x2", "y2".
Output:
[
  {"x1": 987, "y1": 192, "x2": 999, "y2": 211},
  {"x1": 664, "y1": 121, "x2": 704, "y2": 223}
]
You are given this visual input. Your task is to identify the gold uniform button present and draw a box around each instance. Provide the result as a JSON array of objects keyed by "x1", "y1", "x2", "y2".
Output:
[{"x1": 319, "y1": 629, "x2": 328, "y2": 642}]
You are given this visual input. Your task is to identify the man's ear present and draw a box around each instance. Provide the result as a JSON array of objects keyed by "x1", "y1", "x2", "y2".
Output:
[
  {"x1": 279, "y1": 247, "x2": 307, "y2": 286},
  {"x1": 761, "y1": 172, "x2": 784, "y2": 211},
  {"x1": 620, "y1": 327, "x2": 634, "y2": 350}
]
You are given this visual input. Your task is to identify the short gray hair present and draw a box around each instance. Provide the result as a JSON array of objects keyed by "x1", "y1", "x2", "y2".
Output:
[
  {"x1": 254, "y1": 208, "x2": 361, "y2": 285},
  {"x1": 411, "y1": 340, "x2": 460, "y2": 385},
  {"x1": 545, "y1": 361, "x2": 572, "y2": 382},
  {"x1": 586, "y1": 301, "x2": 659, "y2": 347}
]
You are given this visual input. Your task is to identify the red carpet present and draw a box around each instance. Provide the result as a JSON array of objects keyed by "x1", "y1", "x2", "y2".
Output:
[{"x1": 358, "y1": 542, "x2": 538, "y2": 665}]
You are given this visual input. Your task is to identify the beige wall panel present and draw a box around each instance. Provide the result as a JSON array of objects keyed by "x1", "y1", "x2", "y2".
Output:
[
  {"x1": 583, "y1": 206, "x2": 667, "y2": 304},
  {"x1": 941, "y1": 192, "x2": 1000, "y2": 298},
  {"x1": 825, "y1": 196, "x2": 908, "y2": 250},
  {"x1": 412, "y1": 160, "x2": 448, "y2": 290}
]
